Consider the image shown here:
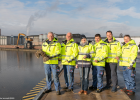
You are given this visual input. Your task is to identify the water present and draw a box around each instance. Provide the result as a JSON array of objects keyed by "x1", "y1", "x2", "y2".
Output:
[{"x1": 0, "y1": 51, "x2": 45, "y2": 100}]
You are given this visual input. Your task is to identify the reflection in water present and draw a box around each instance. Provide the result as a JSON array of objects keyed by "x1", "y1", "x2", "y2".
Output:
[
  {"x1": 0, "y1": 54, "x2": 1, "y2": 73},
  {"x1": 0, "y1": 51, "x2": 45, "y2": 100},
  {"x1": 17, "y1": 52, "x2": 20, "y2": 68}
]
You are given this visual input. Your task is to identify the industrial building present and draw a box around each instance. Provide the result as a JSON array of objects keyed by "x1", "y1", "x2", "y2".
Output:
[
  {"x1": 0, "y1": 29, "x2": 140, "y2": 50},
  {"x1": 0, "y1": 35, "x2": 24, "y2": 45}
]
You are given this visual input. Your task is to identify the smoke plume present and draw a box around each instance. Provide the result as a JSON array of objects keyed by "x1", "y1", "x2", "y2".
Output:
[{"x1": 26, "y1": 0, "x2": 59, "y2": 36}]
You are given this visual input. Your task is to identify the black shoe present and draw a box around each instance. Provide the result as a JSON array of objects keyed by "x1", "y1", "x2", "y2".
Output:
[
  {"x1": 96, "y1": 89, "x2": 102, "y2": 93},
  {"x1": 56, "y1": 91, "x2": 61, "y2": 95},
  {"x1": 62, "y1": 86, "x2": 68, "y2": 90},
  {"x1": 43, "y1": 89, "x2": 52, "y2": 93},
  {"x1": 89, "y1": 85, "x2": 97, "y2": 90},
  {"x1": 103, "y1": 85, "x2": 111, "y2": 90},
  {"x1": 66, "y1": 89, "x2": 73, "y2": 92},
  {"x1": 111, "y1": 87, "x2": 117, "y2": 92}
]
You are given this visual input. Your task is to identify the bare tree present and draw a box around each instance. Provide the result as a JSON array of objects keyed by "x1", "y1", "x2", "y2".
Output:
[{"x1": 119, "y1": 33, "x2": 123, "y2": 38}]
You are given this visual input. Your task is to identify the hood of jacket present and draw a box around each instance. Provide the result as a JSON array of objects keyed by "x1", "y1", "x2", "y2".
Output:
[
  {"x1": 95, "y1": 39, "x2": 105, "y2": 44},
  {"x1": 46, "y1": 37, "x2": 58, "y2": 43},
  {"x1": 62, "y1": 38, "x2": 74, "y2": 44},
  {"x1": 125, "y1": 39, "x2": 136, "y2": 45}
]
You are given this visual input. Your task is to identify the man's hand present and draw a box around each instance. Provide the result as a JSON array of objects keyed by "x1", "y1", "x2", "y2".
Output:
[
  {"x1": 58, "y1": 59, "x2": 61, "y2": 61},
  {"x1": 75, "y1": 64, "x2": 78, "y2": 69},
  {"x1": 128, "y1": 67, "x2": 131, "y2": 69},
  {"x1": 128, "y1": 65, "x2": 133, "y2": 69},
  {"x1": 115, "y1": 56, "x2": 119, "y2": 60},
  {"x1": 83, "y1": 55, "x2": 87, "y2": 59},
  {"x1": 95, "y1": 60, "x2": 98, "y2": 63}
]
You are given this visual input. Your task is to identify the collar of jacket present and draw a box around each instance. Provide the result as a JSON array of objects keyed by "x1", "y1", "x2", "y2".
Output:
[
  {"x1": 124, "y1": 39, "x2": 136, "y2": 46},
  {"x1": 95, "y1": 39, "x2": 104, "y2": 45},
  {"x1": 45, "y1": 37, "x2": 58, "y2": 44},
  {"x1": 62, "y1": 38, "x2": 74, "y2": 44},
  {"x1": 104, "y1": 37, "x2": 116, "y2": 43}
]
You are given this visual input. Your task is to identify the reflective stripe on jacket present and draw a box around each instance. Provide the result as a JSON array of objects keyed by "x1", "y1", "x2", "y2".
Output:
[
  {"x1": 104, "y1": 37, "x2": 121, "y2": 63},
  {"x1": 77, "y1": 43, "x2": 95, "y2": 67},
  {"x1": 61, "y1": 38, "x2": 78, "y2": 66},
  {"x1": 119, "y1": 39, "x2": 138, "y2": 68},
  {"x1": 42, "y1": 38, "x2": 61, "y2": 64},
  {"x1": 92, "y1": 39, "x2": 108, "y2": 67}
]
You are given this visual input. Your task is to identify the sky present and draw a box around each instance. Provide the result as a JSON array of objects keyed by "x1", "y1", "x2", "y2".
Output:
[{"x1": 0, "y1": 0, "x2": 140, "y2": 37}]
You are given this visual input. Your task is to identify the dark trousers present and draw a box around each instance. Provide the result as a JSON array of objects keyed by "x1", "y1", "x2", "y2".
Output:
[{"x1": 105, "y1": 63, "x2": 118, "y2": 88}]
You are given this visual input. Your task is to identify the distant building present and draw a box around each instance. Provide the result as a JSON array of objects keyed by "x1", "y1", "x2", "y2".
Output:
[
  {"x1": 57, "y1": 34, "x2": 86, "y2": 43},
  {"x1": 0, "y1": 35, "x2": 24, "y2": 45},
  {"x1": 27, "y1": 35, "x2": 41, "y2": 45}
]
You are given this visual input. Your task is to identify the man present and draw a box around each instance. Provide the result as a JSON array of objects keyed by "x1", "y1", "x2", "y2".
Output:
[
  {"x1": 60, "y1": 32, "x2": 78, "y2": 92},
  {"x1": 91, "y1": 34, "x2": 108, "y2": 93},
  {"x1": 104, "y1": 30, "x2": 121, "y2": 92},
  {"x1": 120, "y1": 35, "x2": 138, "y2": 95},
  {"x1": 42, "y1": 32, "x2": 61, "y2": 95}
]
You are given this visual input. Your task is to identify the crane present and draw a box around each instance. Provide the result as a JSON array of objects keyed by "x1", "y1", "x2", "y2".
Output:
[{"x1": 16, "y1": 33, "x2": 33, "y2": 49}]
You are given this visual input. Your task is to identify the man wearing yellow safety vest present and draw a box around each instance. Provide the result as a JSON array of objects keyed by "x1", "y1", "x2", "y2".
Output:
[
  {"x1": 120, "y1": 35, "x2": 138, "y2": 95},
  {"x1": 42, "y1": 32, "x2": 61, "y2": 95},
  {"x1": 104, "y1": 30, "x2": 121, "y2": 92},
  {"x1": 91, "y1": 34, "x2": 108, "y2": 93},
  {"x1": 75, "y1": 36, "x2": 95, "y2": 95},
  {"x1": 60, "y1": 32, "x2": 78, "y2": 92}
]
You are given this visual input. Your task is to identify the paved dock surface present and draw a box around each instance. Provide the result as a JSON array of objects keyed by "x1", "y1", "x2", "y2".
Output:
[{"x1": 40, "y1": 68, "x2": 130, "y2": 100}]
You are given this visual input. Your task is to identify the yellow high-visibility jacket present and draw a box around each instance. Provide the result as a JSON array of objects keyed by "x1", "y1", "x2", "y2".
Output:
[
  {"x1": 61, "y1": 38, "x2": 78, "y2": 66},
  {"x1": 92, "y1": 39, "x2": 108, "y2": 67},
  {"x1": 42, "y1": 38, "x2": 61, "y2": 64},
  {"x1": 104, "y1": 37, "x2": 122, "y2": 63},
  {"x1": 76, "y1": 42, "x2": 95, "y2": 66},
  {"x1": 119, "y1": 39, "x2": 138, "y2": 68}
]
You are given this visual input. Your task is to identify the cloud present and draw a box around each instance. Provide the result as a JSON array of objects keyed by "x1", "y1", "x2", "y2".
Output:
[
  {"x1": 107, "y1": 0, "x2": 124, "y2": 3},
  {"x1": 24, "y1": 13, "x2": 140, "y2": 37},
  {"x1": 0, "y1": 0, "x2": 140, "y2": 37},
  {"x1": 35, "y1": 1, "x2": 47, "y2": 5},
  {"x1": 25, "y1": 1, "x2": 31, "y2": 5}
]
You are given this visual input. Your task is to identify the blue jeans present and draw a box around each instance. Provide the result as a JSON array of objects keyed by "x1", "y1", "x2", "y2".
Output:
[
  {"x1": 63, "y1": 65, "x2": 75, "y2": 89},
  {"x1": 44, "y1": 64, "x2": 60, "y2": 91},
  {"x1": 92, "y1": 65, "x2": 97, "y2": 87},
  {"x1": 123, "y1": 66, "x2": 136, "y2": 92},
  {"x1": 93, "y1": 66, "x2": 104, "y2": 89},
  {"x1": 79, "y1": 67, "x2": 90, "y2": 91}
]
